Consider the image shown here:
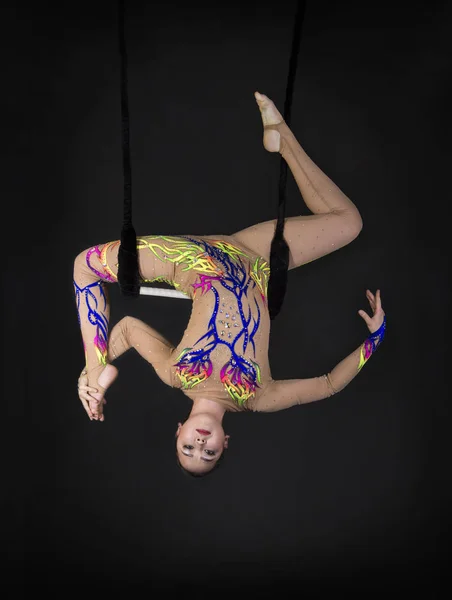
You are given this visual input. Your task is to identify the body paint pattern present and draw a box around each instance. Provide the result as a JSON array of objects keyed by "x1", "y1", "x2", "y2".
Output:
[
  {"x1": 142, "y1": 275, "x2": 181, "y2": 288},
  {"x1": 139, "y1": 236, "x2": 270, "y2": 406},
  {"x1": 87, "y1": 241, "x2": 182, "y2": 288},
  {"x1": 358, "y1": 317, "x2": 386, "y2": 372},
  {"x1": 86, "y1": 244, "x2": 117, "y2": 282},
  {"x1": 74, "y1": 280, "x2": 109, "y2": 366}
]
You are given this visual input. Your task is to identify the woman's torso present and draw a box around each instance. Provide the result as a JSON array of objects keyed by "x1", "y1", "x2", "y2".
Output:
[{"x1": 137, "y1": 233, "x2": 272, "y2": 411}]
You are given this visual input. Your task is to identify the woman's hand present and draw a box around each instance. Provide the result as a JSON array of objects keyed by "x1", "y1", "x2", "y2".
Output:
[
  {"x1": 77, "y1": 369, "x2": 105, "y2": 421},
  {"x1": 358, "y1": 289, "x2": 385, "y2": 334},
  {"x1": 77, "y1": 365, "x2": 119, "y2": 422}
]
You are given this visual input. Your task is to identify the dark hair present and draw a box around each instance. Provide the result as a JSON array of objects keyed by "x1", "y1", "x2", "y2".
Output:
[{"x1": 176, "y1": 449, "x2": 226, "y2": 478}]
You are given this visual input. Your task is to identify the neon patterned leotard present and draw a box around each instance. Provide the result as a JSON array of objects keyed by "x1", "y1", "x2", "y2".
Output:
[
  {"x1": 134, "y1": 235, "x2": 271, "y2": 409},
  {"x1": 73, "y1": 118, "x2": 385, "y2": 415},
  {"x1": 74, "y1": 233, "x2": 272, "y2": 410}
]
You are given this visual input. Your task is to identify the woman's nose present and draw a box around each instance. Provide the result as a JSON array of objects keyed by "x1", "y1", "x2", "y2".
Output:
[{"x1": 196, "y1": 437, "x2": 206, "y2": 445}]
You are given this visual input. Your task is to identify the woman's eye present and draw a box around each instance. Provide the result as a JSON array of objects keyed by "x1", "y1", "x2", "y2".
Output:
[
  {"x1": 205, "y1": 450, "x2": 216, "y2": 456},
  {"x1": 183, "y1": 445, "x2": 194, "y2": 450}
]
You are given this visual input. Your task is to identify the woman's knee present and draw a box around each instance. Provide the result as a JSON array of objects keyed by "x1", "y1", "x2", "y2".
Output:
[{"x1": 334, "y1": 206, "x2": 363, "y2": 243}]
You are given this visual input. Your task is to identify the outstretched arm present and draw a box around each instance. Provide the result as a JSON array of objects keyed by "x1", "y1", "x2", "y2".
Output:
[{"x1": 252, "y1": 290, "x2": 386, "y2": 412}]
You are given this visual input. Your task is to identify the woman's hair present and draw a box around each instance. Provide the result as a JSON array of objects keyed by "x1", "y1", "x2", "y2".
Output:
[{"x1": 176, "y1": 450, "x2": 226, "y2": 478}]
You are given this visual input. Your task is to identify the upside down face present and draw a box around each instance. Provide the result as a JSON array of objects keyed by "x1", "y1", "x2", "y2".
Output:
[{"x1": 175, "y1": 414, "x2": 230, "y2": 475}]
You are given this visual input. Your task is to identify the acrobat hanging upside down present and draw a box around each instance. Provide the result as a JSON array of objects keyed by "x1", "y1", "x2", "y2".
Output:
[{"x1": 73, "y1": 92, "x2": 386, "y2": 477}]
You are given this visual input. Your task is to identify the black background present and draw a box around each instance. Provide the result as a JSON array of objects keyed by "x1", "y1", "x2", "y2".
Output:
[{"x1": 5, "y1": 0, "x2": 451, "y2": 595}]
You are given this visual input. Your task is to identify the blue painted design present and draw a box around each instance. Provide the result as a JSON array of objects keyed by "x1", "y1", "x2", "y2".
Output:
[
  {"x1": 174, "y1": 237, "x2": 263, "y2": 404},
  {"x1": 74, "y1": 280, "x2": 109, "y2": 365}
]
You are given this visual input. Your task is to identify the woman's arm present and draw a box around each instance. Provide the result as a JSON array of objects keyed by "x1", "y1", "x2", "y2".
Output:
[
  {"x1": 107, "y1": 316, "x2": 175, "y2": 386},
  {"x1": 77, "y1": 316, "x2": 175, "y2": 415},
  {"x1": 74, "y1": 238, "x2": 179, "y2": 420},
  {"x1": 73, "y1": 247, "x2": 115, "y2": 419},
  {"x1": 252, "y1": 290, "x2": 386, "y2": 412}
]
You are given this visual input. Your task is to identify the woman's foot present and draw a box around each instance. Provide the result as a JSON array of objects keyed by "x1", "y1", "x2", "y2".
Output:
[{"x1": 254, "y1": 91, "x2": 284, "y2": 152}]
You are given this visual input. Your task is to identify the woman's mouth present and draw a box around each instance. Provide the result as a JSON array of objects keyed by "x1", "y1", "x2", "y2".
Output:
[{"x1": 196, "y1": 429, "x2": 211, "y2": 435}]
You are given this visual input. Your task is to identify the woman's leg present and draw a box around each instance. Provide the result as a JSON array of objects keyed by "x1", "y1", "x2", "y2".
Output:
[{"x1": 232, "y1": 93, "x2": 362, "y2": 269}]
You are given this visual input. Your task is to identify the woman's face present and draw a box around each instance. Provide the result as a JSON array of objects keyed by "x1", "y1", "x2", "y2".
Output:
[{"x1": 176, "y1": 414, "x2": 229, "y2": 475}]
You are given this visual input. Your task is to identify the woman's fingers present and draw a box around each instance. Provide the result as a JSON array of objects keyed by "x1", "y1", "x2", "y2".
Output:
[
  {"x1": 79, "y1": 384, "x2": 98, "y2": 394},
  {"x1": 80, "y1": 396, "x2": 93, "y2": 420},
  {"x1": 81, "y1": 398, "x2": 99, "y2": 421},
  {"x1": 78, "y1": 390, "x2": 103, "y2": 420},
  {"x1": 376, "y1": 289, "x2": 382, "y2": 310},
  {"x1": 77, "y1": 372, "x2": 104, "y2": 422},
  {"x1": 78, "y1": 387, "x2": 99, "y2": 402},
  {"x1": 88, "y1": 391, "x2": 105, "y2": 421},
  {"x1": 366, "y1": 290, "x2": 376, "y2": 312},
  {"x1": 366, "y1": 289, "x2": 383, "y2": 315},
  {"x1": 79, "y1": 391, "x2": 97, "y2": 404},
  {"x1": 89, "y1": 402, "x2": 102, "y2": 420},
  {"x1": 358, "y1": 309, "x2": 372, "y2": 327}
]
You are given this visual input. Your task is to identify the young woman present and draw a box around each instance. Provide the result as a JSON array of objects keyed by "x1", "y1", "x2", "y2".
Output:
[{"x1": 74, "y1": 92, "x2": 386, "y2": 476}]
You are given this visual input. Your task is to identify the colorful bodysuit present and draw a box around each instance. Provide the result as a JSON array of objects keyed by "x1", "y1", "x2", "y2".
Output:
[
  {"x1": 75, "y1": 233, "x2": 276, "y2": 412},
  {"x1": 73, "y1": 120, "x2": 385, "y2": 414},
  {"x1": 74, "y1": 232, "x2": 385, "y2": 414}
]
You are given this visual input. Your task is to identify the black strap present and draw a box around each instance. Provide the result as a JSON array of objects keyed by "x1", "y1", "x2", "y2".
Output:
[
  {"x1": 117, "y1": 0, "x2": 140, "y2": 297},
  {"x1": 268, "y1": 0, "x2": 306, "y2": 320},
  {"x1": 115, "y1": 0, "x2": 306, "y2": 305}
]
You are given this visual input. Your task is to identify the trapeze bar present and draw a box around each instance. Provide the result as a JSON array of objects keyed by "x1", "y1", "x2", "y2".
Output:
[{"x1": 139, "y1": 287, "x2": 191, "y2": 300}]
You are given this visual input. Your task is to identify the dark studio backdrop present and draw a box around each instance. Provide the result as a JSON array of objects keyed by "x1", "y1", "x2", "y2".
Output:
[{"x1": 5, "y1": 0, "x2": 451, "y2": 594}]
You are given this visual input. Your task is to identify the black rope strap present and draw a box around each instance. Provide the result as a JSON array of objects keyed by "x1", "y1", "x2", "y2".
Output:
[
  {"x1": 116, "y1": 0, "x2": 306, "y2": 306},
  {"x1": 268, "y1": 0, "x2": 306, "y2": 320},
  {"x1": 117, "y1": 0, "x2": 140, "y2": 297}
]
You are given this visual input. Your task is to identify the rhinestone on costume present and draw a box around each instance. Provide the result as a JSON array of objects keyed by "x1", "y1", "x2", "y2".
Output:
[{"x1": 220, "y1": 331, "x2": 225, "y2": 336}]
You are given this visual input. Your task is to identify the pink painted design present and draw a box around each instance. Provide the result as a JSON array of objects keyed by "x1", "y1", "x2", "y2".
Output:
[
  {"x1": 86, "y1": 246, "x2": 116, "y2": 282},
  {"x1": 363, "y1": 339, "x2": 373, "y2": 361},
  {"x1": 192, "y1": 274, "x2": 223, "y2": 296}
]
